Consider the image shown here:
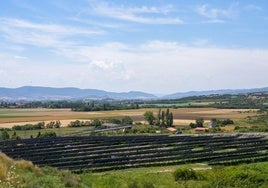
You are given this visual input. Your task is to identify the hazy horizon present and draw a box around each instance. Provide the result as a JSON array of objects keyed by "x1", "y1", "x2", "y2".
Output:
[{"x1": 1, "y1": 1, "x2": 268, "y2": 94}]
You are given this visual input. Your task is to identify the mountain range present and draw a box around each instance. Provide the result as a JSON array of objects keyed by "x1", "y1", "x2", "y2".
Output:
[
  {"x1": 164, "y1": 87, "x2": 268, "y2": 99},
  {"x1": 0, "y1": 86, "x2": 156, "y2": 101},
  {"x1": 0, "y1": 86, "x2": 268, "y2": 101}
]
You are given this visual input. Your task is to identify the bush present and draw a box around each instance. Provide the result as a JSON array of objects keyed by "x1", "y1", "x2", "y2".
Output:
[
  {"x1": 91, "y1": 119, "x2": 102, "y2": 127},
  {"x1": 41, "y1": 131, "x2": 57, "y2": 138},
  {"x1": 189, "y1": 123, "x2": 197, "y2": 128},
  {"x1": 122, "y1": 116, "x2": 133, "y2": 125},
  {"x1": 173, "y1": 168, "x2": 203, "y2": 181},
  {"x1": 61, "y1": 170, "x2": 81, "y2": 187},
  {"x1": 1, "y1": 130, "x2": 10, "y2": 140},
  {"x1": 220, "y1": 119, "x2": 234, "y2": 126}
]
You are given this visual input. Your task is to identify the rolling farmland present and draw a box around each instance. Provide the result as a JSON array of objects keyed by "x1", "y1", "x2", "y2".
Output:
[{"x1": 0, "y1": 108, "x2": 257, "y2": 128}]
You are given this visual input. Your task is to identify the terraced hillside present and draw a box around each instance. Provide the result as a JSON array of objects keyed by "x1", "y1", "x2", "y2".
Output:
[{"x1": 0, "y1": 134, "x2": 268, "y2": 172}]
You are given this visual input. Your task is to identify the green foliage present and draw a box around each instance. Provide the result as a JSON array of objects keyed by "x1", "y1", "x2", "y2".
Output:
[
  {"x1": 12, "y1": 121, "x2": 63, "y2": 131},
  {"x1": 0, "y1": 153, "x2": 82, "y2": 188},
  {"x1": 122, "y1": 116, "x2": 133, "y2": 125},
  {"x1": 234, "y1": 125, "x2": 268, "y2": 132},
  {"x1": 68, "y1": 120, "x2": 92, "y2": 127},
  {"x1": 154, "y1": 108, "x2": 174, "y2": 127},
  {"x1": 189, "y1": 118, "x2": 204, "y2": 128},
  {"x1": 189, "y1": 122, "x2": 197, "y2": 128},
  {"x1": 125, "y1": 125, "x2": 160, "y2": 134},
  {"x1": 211, "y1": 118, "x2": 234, "y2": 127},
  {"x1": 173, "y1": 168, "x2": 204, "y2": 181},
  {"x1": 36, "y1": 131, "x2": 41, "y2": 138},
  {"x1": 68, "y1": 119, "x2": 103, "y2": 128},
  {"x1": 40, "y1": 131, "x2": 57, "y2": 138},
  {"x1": 196, "y1": 118, "x2": 204, "y2": 127},
  {"x1": 91, "y1": 119, "x2": 102, "y2": 127},
  {"x1": 107, "y1": 118, "x2": 122, "y2": 124},
  {"x1": 46, "y1": 121, "x2": 61, "y2": 129},
  {"x1": 1, "y1": 130, "x2": 10, "y2": 140},
  {"x1": 205, "y1": 163, "x2": 268, "y2": 188},
  {"x1": 12, "y1": 121, "x2": 45, "y2": 130},
  {"x1": 72, "y1": 101, "x2": 140, "y2": 112},
  {"x1": 1, "y1": 150, "x2": 268, "y2": 188},
  {"x1": 144, "y1": 111, "x2": 155, "y2": 125},
  {"x1": 11, "y1": 131, "x2": 21, "y2": 140}
]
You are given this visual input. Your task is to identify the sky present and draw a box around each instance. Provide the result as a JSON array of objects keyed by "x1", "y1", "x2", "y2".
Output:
[{"x1": 1, "y1": 0, "x2": 268, "y2": 94}]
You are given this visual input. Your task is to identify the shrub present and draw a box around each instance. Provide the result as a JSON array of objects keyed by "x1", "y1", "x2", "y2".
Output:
[
  {"x1": 122, "y1": 116, "x2": 133, "y2": 125},
  {"x1": 1, "y1": 130, "x2": 10, "y2": 140},
  {"x1": 189, "y1": 123, "x2": 197, "y2": 128},
  {"x1": 41, "y1": 131, "x2": 57, "y2": 138},
  {"x1": 173, "y1": 168, "x2": 203, "y2": 181},
  {"x1": 61, "y1": 171, "x2": 81, "y2": 187}
]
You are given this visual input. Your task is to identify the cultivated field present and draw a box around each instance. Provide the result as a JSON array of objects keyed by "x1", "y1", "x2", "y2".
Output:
[{"x1": 0, "y1": 108, "x2": 258, "y2": 128}]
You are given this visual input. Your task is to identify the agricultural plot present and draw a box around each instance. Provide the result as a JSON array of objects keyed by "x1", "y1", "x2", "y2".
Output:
[
  {"x1": 0, "y1": 108, "x2": 257, "y2": 128},
  {"x1": 0, "y1": 133, "x2": 267, "y2": 172}
]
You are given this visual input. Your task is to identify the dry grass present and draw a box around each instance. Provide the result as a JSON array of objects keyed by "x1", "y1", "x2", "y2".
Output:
[{"x1": 0, "y1": 108, "x2": 258, "y2": 128}]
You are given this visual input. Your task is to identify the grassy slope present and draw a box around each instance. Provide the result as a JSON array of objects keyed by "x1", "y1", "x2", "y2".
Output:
[
  {"x1": 0, "y1": 153, "x2": 81, "y2": 188},
  {"x1": 1, "y1": 152, "x2": 268, "y2": 188}
]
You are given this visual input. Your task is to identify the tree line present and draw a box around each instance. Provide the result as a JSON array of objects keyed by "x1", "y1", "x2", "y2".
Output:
[{"x1": 12, "y1": 121, "x2": 61, "y2": 130}]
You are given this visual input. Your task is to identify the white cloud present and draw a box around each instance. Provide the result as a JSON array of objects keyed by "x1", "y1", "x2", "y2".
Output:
[
  {"x1": 2, "y1": 40, "x2": 264, "y2": 93},
  {"x1": 92, "y1": 60, "x2": 116, "y2": 70},
  {"x1": 196, "y1": 4, "x2": 237, "y2": 23},
  {"x1": 14, "y1": 55, "x2": 28, "y2": 60},
  {"x1": 89, "y1": 1, "x2": 183, "y2": 24},
  {"x1": 0, "y1": 18, "x2": 102, "y2": 47},
  {"x1": 245, "y1": 4, "x2": 262, "y2": 11}
]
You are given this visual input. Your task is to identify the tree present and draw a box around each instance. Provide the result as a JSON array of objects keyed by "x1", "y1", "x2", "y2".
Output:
[
  {"x1": 189, "y1": 122, "x2": 197, "y2": 128},
  {"x1": 36, "y1": 131, "x2": 41, "y2": 138},
  {"x1": 144, "y1": 111, "x2": 155, "y2": 125},
  {"x1": 196, "y1": 118, "x2": 204, "y2": 127},
  {"x1": 54, "y1": 120, "x2": 61, "y2": 128},
  {"x1": 41, "y1": 131, "x2": 57, "y2": 138},
  {"x1": 167, "y1": 112, "x2": 174, "y2": 127},
  {"x1": 156, "y1": 108, "x2": 161, "y2": 126},
  {"x1": 121, "y1": 116, "x2": 133, "y2": 125},
  {"x1": 107, "y1": 118, "x2": 121, "y2": 124},
  {"x1": 91, "y1": 119, "x2": 102, "y2": 127},
  {"x1": 11, "y1": 131, "x2": 20, "y2": 140},
  {"x1": 46, "y1": 121, "x2": 55, "y2": 129},
  {"x1": 1, "y1": 130, "x2": 10, "y2": 140},
  {"x1": 161, "y1": 111, "x2": 166, "y2": 127}
]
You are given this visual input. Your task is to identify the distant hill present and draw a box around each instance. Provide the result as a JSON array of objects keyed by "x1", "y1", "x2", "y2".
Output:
[
  {"x1": 163, "y1": 87, "x2": 268, "y2": 99},
  {"x1": 0, "y1": 86, "x2": 268, "y2": 101},
  {"x1": 0, "y1": 86, "x2": 156, "y2": 101}
]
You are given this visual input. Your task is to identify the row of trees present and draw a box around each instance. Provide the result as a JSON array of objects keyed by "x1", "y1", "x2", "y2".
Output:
[
  {"x1": 0, "y1": 129, "x2": 58, "y2": 141},
  {"x1": 0, "y1": 130, "x2": 20, "y2": 140},
  {"x1": 72, "y1": 102, "x2": 140, "y2": 112},
  {"x1": 144, "y1": 108, "x2": 173, "y2": 127},
  {"x1": 12, "y1": 121, "x2": 61, "y2": 130},
  {"x1": 68, "y1": 117, "x2": 133, "y2": 128},
  {"x1": 0, "y1": 101, "x2": 141, "y2": 111},
  {"x1": 68, "y1": 119, "x2": 102, "y2": 127},
  {"x1": 189, "y1": 118, "x2": 234, "y2": 128}
]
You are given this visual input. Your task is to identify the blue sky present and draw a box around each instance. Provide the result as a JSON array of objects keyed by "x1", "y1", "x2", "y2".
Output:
[{"x1": 1, "y1": 0, "x2": 268, "y2": 94}]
